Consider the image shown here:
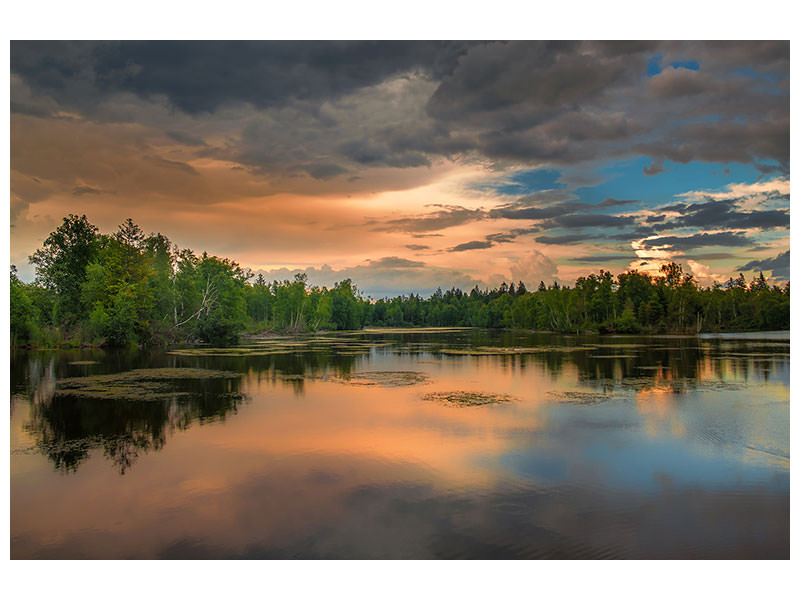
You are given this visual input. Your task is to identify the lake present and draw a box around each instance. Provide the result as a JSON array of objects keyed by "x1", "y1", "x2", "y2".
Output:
[{"x1": 10, "y1": 329, "x2": 790, "y2": 559}]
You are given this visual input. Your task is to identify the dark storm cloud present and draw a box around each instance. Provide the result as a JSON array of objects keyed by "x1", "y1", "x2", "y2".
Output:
[
  {"x1": 640, "y1": 231, "x2": 753, "y2": 251},
  {"x1": 738, "y1": 250, "x2": 789, "y2": 280},
  {"x1": 449, "y1": 240, "x2": 494, "y2": 252},
  {"x1": 338, "y1": 139, "x2": 432, "y2": 168},
  {"x1": 423, "y1": 40, "x2": 787, "y2": 167},
  {"x1": 299, "y1": 163, "x2": 350, "y2": 180},
  {"x1": 165, "y1": 130, "x2": 208, "y2": 147},
  {"x1": 426, "y1": 41, "x2": 642, "y2": 126},
  {"x1": 637, "y1": 116, "x2": 789, "y2": 168},
  {"x1": 11, "y1": 41, "x2": 474, "y2": 114},
  {"x1": 11, "y1": 41, "x2": 789, "y2": 173}
]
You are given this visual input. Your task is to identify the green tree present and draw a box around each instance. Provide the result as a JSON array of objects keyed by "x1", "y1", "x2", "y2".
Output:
[
  {"x1": 29, "y1": 214, "x2": 99, "y2": 326},
  {"x1": 10, "y1": 266, "x2": 38, "y2": 344}
]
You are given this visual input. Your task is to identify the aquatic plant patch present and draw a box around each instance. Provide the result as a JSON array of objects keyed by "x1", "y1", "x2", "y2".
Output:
[
  {"x1": 331, "y1": 371, "x2": 430, "y2": 387},
  {"x1": 422, "y1": 390, "x2": 514, "y2": 406},
  {"x1": 546, "y1": 390, "x2": 613, "y2": 404},
  {"x1": 55, "y1": 368, "x2": 242, "y2": 401}
]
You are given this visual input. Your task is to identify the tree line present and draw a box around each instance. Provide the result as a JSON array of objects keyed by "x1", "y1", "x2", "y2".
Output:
[{"x1": 10, "y1": 214, "x2": 789, "y2": 347}]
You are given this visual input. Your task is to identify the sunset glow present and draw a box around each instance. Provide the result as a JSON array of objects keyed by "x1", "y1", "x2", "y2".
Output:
[{"x1": 10, "y1": 41, "x2": 789, "y2": 296}]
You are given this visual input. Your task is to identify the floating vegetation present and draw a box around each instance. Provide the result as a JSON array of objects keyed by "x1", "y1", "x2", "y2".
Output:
[
  {"x1": 439, "y1": 346, "x2": 592, "y2": 355},
  {"x1": 168, "y1": 347, "x2": 290, "y2": 357},
  {"x1": 168, "y1": 337, "x2": 391, "y2": 357},
  {"x1": 55, "y1": 368, "x2": 241, "y2": 401},
  {"x1": 422, "y1": 390, "x2": 514, "y2": 406},
  {"x1": 273, "y1": 370, "x2": 428, "y2": 387},
  {"x1": 715, "y1": 352, "x2": 790, "y2": 358},
  {"x1": 358, "y1": 327, "x2": 471, "y2": 334},
  {"x1": 651, "y1": 347, "x2": 687, "y2": 351},
  {"x1": 68, "y1": 360, "x2": 99, "y2": 365},
  {"x1": 546, "y1": 390, "x2": 612, "y2": 404},
  {"x1": 590, "y1": 344, "x2": 646, "y2": 349},
  {"x1": 331, "y1": 370, "x2": 430, "y2": 387}
]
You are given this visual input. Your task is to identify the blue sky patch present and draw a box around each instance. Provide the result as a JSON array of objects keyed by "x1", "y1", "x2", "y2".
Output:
[
  {"x1": 572, "y1": 158, "x2": 764, "y2": 209},
  {"x1": 670, "y1": 60, "x2": 700, "y2": 71},
  {"x1": 478, "y1": 167, "x2": 566, "y2": 196}
]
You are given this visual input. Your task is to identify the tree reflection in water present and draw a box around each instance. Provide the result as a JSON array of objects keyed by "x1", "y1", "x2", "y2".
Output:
[{"x1": 24, "y1": 375, "x2": 245, "y2": 474}]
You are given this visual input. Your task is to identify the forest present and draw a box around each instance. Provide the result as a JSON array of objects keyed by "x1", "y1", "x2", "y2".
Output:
[{"x1": 10, "y1": 214, "x2": 790, "y2": 347}]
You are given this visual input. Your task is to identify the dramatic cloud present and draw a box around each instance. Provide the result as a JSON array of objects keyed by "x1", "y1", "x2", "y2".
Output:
[
  {"x1": 652, "y1": 198, "x2": 789, "y2": 231},
  {"x1": 371, "y1": 206, "x2": 485, "y2": 233},
  {"x1": 640, "y1": 232, "x2": 754, "y2": 251},
  {"x1": 9, "y1": 41, "x2": 790, "y2": 291},
  {"x1": 11, "y1": 41, "x2": 789, "y2": 175},
  {"x1": 739, "y1": 250, "x2": 790, "y2": 281}
]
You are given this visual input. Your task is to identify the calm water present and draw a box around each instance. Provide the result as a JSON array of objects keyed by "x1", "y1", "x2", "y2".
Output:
[{"x1": 10, "y1": 329, "x2": 789, "y2": 559}]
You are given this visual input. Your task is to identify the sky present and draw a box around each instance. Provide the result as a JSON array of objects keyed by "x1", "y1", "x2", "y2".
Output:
[{"x1": 9, "y1": 41, "x2": 789, "y2": 297}]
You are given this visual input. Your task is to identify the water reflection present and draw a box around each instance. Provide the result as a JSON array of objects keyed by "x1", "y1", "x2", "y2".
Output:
[
  {"x1": 10, "y1": 331, "x2": 789, "y2": 558},
  {"x1": 14, "y1": 351, "x2": 246, "y2": 474}
]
